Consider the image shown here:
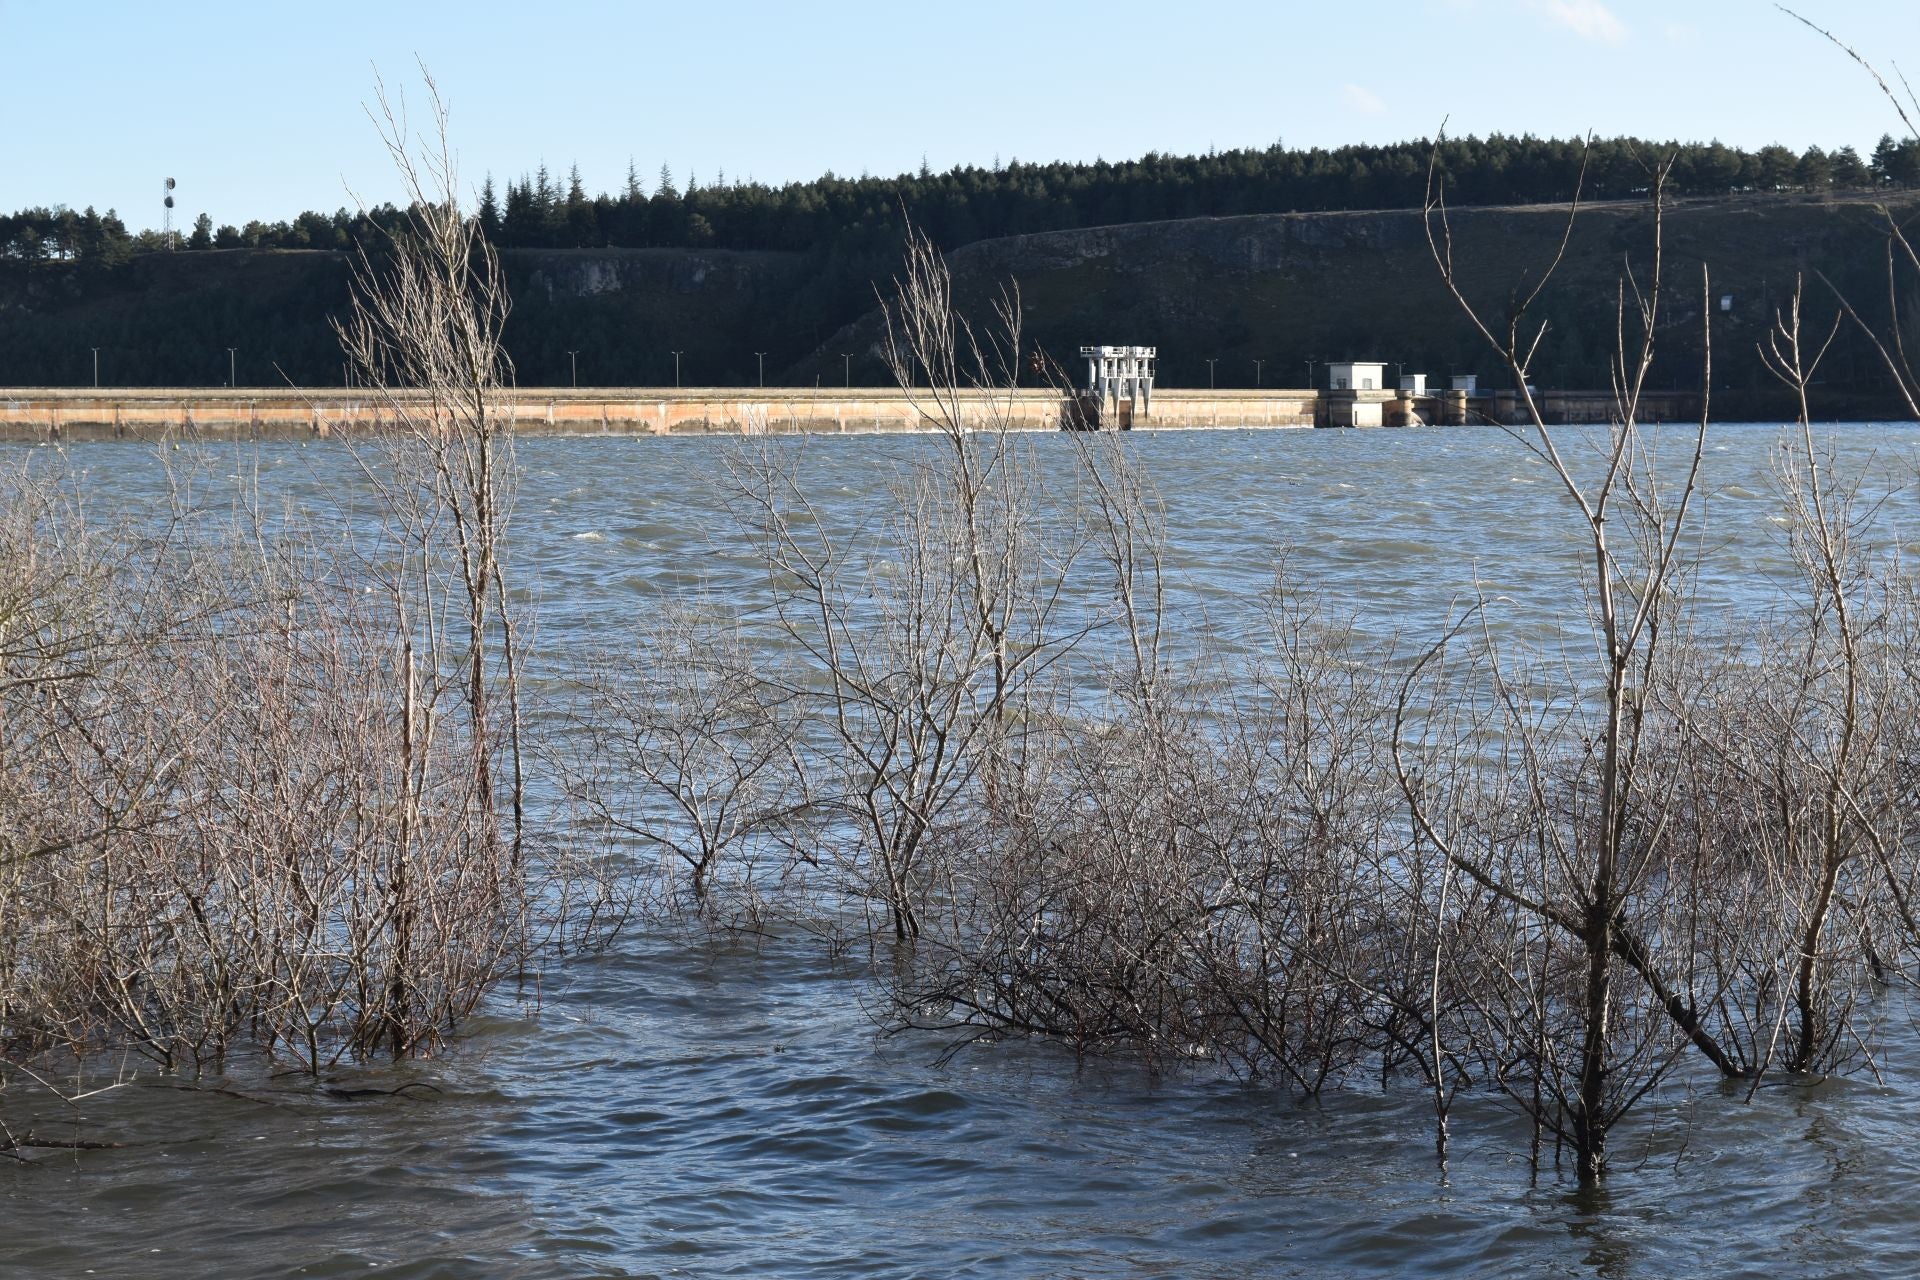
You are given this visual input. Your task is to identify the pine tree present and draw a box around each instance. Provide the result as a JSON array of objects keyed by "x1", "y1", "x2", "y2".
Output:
[
  {"x1": 502, "y1": 178, "x2": 536, "y2": 245},
  {"x1": 565, "y1": 164, "x2": 595, "y2": 246},
  {"x1": 532, "y1": 164, "x2": 560, "y2": 245},
  {"x1": 97, "y1": 209, "x2": 133, "y2": 266},
  {"x1": 1888, "y1": 138, "x2": 1920, "y2": 187},
  {"x1": 1755, "y1": 144, "x2": 1797, "y2": 192},
  {"x1": 74, "y1": 205, "x2": 104, "y2": 260},
  {"x1": 656, "y1": 162, "x2": 677, "y2": 199},
  {"x1": 1795, "y1": 146, "x2": 1833, "y2": 191},
  {"x1": 1872, "y1": 134, "x2": 1899, "y2": 185},
  {"x1": 1833, "y1": 145, "x2": 1871, "y2": 187},
  {"x1": 477, "y1": 175, "x2": 502, "y2": 238}
]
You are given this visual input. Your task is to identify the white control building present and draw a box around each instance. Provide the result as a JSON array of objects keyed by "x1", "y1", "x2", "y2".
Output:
[
  {"x1": 1327, "y1": 361, "x2": 1387, "y2": 391},
  {"x1": 1081, "y1": 345, "x2": 1156, "y2": 417}
]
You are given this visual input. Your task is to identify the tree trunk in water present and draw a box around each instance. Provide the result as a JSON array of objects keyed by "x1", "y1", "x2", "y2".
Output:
[{"x1": 1573, "y1": 900, "x2": 1613, "y2": 1184}]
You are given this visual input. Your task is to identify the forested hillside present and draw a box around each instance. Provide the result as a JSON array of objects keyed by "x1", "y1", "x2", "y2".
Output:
[
  {"x1": 8, "y1": 133, "x2": 1919, "y2": 261},
  {"x1": 2, "y1": 134, "x2": 1917, "y2": 410}
]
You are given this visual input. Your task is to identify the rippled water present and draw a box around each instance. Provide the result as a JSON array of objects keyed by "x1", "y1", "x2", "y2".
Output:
[{"x1": 6, "y1": 423, "x2": 1920, "y2": 1279}]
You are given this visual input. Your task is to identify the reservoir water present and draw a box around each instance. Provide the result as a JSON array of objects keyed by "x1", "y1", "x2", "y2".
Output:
[{"x1": 5, "y1": 423, "x2": 1920, "y2": 1279}]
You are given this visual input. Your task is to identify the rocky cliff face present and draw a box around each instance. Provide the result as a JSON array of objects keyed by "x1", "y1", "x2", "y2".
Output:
[
  {"x1": 513, "y1": 247, "x2": 797, "y2": 302},
  {"x1": 953, "y1": 205, "x2": 1433, "y2": 277}
]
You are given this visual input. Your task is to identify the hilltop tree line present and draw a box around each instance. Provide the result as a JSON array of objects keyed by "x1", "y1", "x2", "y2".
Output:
[{"x1": 5, "y1": 133, "x2": 1919, "y2": 265}]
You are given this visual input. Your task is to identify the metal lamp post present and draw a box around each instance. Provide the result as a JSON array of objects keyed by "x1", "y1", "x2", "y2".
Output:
[
  {"x1": 841, "y1": 353, "x2": 851, "y2": 388},
  {"x1": 227, "y1": 347, "x2": 237, "y2": 388},
  {"x1": 1253, "y1": 358, "x2": 1264, "y2": 388},
  {"x1": 90, "y1": 347, "x2": 100, "y2": 388},
  {"x1": 567, "y1": 350, "x2": 579, "y2": 388},
  {"x1": 671, "y1": 350, "x2": 683, "y2": 389},
  {"x1": 1206, "y1": 357, "x2": 1218, "y2": 389},
  {"x1": 755, "y1": 351, "x2": 766, "y2": 388}
]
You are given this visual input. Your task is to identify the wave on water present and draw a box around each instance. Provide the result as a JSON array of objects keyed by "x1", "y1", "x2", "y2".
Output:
[{"x1": 12, "y1": 425, "x2": 1920, "y2": 1280}]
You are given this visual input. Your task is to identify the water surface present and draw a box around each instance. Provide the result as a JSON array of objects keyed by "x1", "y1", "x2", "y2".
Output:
[{"x1": 6, "y1": 423, "x2": 1919, "y2": 1278}]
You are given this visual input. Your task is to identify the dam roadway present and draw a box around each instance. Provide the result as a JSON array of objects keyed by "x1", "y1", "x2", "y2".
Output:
[{"x1": 0, "y1": 386, "x2": 1699, "y2": 440}]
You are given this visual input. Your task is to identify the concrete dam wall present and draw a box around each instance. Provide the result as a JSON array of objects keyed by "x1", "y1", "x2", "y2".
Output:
[{"x1": 0, "y1": 387, "x2": 1698, "y2": 441}]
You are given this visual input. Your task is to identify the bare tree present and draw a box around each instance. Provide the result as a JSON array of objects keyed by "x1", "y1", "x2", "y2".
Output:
[
  {"x1": 1405, "y1": 142, "x2": 1732, "y2": 1181},
  {"x1": 334, "y1": 64, "x2": 527, "y2": 877},
  {"x1": 724, "y1": 224, "x2": 1086, "y2": 941},
  {"x1": 330, "y1": 66, "x2": 533, "y2": 1054}
]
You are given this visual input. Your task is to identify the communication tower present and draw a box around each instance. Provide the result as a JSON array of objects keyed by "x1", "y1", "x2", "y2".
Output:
[{"x1": 162, "y1": 177, "x2": 177, "y2": 247}]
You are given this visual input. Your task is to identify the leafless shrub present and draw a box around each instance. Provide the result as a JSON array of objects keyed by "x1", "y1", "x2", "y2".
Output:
[
  {"x1": 892, "y1": 553, "x2": 1411, "y2": 1096},
  {"x1": 557, "y1": 601, "x2": 818, "y2": 921},
  {"x1": 0, "y1": 474, "x2": 546, "y2": 1080},
  {"x1": 0, "y1": 69, "x2": 587, "y2": 1119},
  {"x1": 1674, "y1": 277, "x2": 1920, "y2": 1077},
  {"x1": 717, "y1": 226, "x2": 1092, "y2": 943}
]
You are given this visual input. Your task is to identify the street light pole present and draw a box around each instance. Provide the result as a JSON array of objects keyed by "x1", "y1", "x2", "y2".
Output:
[
  {"x1": 90, "y1": 347, "x2": 99, "y2": 388},
  {"x1": 841, "y1": 353, "x2": 851, "y2": 388},
  {"x1": 1206, "y1": 357, "x2": 1218, "y2": 389},
  {"x1": 1306, "y1": 358, "x2": 1318, "y2": 389},
  {"x1": 227, "y1": 347, "x2": 237, "y2": 388},
  {"x1": 1254, "y1": 358, "x2": 1264, "y2": 388},
  {"x1": 567, "y1": 350, "x2": 579, "y2": 388},
  {"x1": 671, "y1": 350, "x2": 683, "y2": 389},
  {"x1": 755, "y1": 351, "x2": 766, "y2": 388}
]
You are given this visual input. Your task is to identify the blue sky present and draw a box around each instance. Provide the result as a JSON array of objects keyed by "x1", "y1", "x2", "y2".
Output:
[{"x1": 3, "y1": 0, "x2": 1914, "y2": 231}]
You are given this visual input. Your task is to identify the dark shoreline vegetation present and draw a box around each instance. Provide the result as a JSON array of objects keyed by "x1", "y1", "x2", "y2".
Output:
[{"x1": 6, "y1": 61, "x2": 1920, "y2": 1197}]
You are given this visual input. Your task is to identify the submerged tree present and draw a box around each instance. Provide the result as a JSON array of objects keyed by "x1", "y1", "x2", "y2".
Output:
[
  {"x1": 1402, "y1": 142, "x2": 1736, "y2": 1182},
  {"x1": 330, "y1": 64, "x2": 536, "y2": 1055}
]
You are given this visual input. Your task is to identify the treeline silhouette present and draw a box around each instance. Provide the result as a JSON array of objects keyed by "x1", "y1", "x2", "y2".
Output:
[{"x1": 5, "y1": 133, "x2": 1919, "y2": 263}]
